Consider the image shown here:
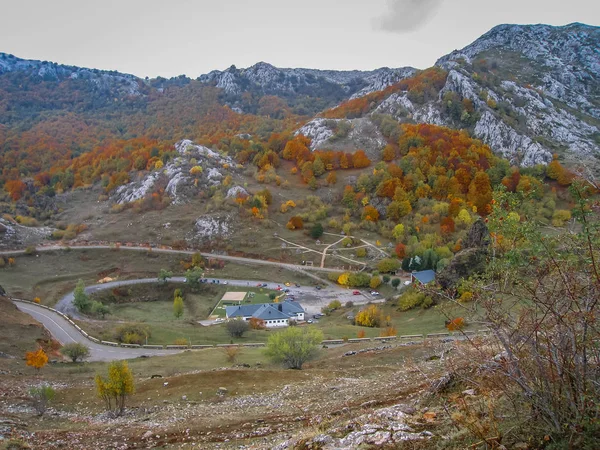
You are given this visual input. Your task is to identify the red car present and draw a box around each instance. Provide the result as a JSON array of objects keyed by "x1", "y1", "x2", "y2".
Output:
[{"x1": 352, "y1": 290, "x2": 361, "y2": 295}]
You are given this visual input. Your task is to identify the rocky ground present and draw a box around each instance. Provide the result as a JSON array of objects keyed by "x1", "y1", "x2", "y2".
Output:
[{"x1": 0, "y1": 340, "x2": 461, "y2": 449}]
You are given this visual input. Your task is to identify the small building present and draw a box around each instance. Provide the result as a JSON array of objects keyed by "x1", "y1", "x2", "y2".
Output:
[
  {"x1": 411, "y1": 269, "x2": 436, "y2": 285},
  {"x1": 225, "y1": 300, "x2": 305, "y2": 327}
]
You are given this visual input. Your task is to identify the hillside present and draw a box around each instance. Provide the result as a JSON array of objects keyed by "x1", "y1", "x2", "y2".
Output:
[{"x1": 303, "y1": 23, "x2": 600, "y2": 170}]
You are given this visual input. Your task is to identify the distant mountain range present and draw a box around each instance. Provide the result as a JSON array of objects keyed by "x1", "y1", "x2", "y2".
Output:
[{"x1": 0, "y1": 22, "x2": 598, "y2": 181}]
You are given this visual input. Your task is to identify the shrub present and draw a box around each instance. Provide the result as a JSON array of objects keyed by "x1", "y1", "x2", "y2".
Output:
[
  {"x1": 377, "y1": 258, "x2": 401, "y2": 273},
  {"x1": 369, "y1": 276, "x2": 382, "y2": 289},
  {"x1": 355, "y1": 305, "x2": 388, "y2": 328},
  {"x1": 398, "y1": 290, "x2": 433, "y2": 311},
  {"x1": 173, "y1": 338, "x2": 189, "y2": 347},
  {"x1": 382, "y1": 275, "x2": 391, "y2": 284},
  {"x1": 226, "y1": 318, "x2": 250, "y2": 338},
  {"x1": 357, "y1": 329, "x2": 366, "y2": 338},
  {"x1": 222, "y1": 346, "x2": 240, "y2": 363},
  {"x1": 29, "y1": 385, "x2": 55, "y2": 416},
  {"x1": 91, "y1": 301, "x2": 110, "y2": 318},
  {"x1": 380, "y1": 326, "x2": 397, "y2": 337},
  {"x1": 114, "y1": 324, "x2": 150, "y2": 344},
  {"x1": 345, "y1": 301, "x2": 354, "y2": 308},
  {"x1": 249, "y1": 317, "x2": 266, "y2": 330},
  {"x1": 61, "y1": 343, "x2": 90, "y2": 362},
  {"x1": 265, "y1": 327, "x2": 323, "y2": 369}
]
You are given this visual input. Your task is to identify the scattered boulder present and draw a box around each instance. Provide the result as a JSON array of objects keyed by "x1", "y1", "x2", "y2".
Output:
[{"x1": 217, "y1": 387, "x2": 228, "y2": 396}]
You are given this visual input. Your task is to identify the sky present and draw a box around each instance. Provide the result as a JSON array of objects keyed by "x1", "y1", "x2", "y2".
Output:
[{"x1": 1, "y1": 0, "x2": 598, "y2": 78}]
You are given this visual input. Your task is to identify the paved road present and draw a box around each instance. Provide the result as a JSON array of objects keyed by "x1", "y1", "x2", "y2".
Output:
[{"x1": 13, "y1": 301, "x2": 181, "y2": 361}]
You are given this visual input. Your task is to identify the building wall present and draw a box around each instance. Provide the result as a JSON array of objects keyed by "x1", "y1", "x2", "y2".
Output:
[{"x1": 265, "y1": 319, "x2": 289, "y2": 328}]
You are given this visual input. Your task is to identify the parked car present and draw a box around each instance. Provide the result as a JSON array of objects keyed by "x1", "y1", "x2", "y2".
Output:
[
  {"x1": 284, "y1": 282, "x2": 291, "y2": 287},
  {"x1": 352, "y1": 290, "x2": 361, "y2": 295},
  {"x1": 275, "y1": 287, "x2": 282, "y2": 291},
  {"x1": 307, "y1": 319, "x2": 314, "y2": 324},
  {"x1": 223, "y1": 281, "x2": 228, "y2": 285},
  {"x1": 295, "y1": 283, "x2": 300, "y2": 287},
  {"x1": 404, "y1": 280, "x2": 411, "y2": 286},
  {"x1": 256, "y1": 283, "x2": 262, "y2": 287},
  {"x1": 315, "y1": 285, "x2": 322, "y2": 290},
  {"x1": 283, "y1": 288, "x2": 290, "y2": 293},
  {"x1": 370, "y1": 291, "x2": 379, "y2": 296},
  {"x1": 262, "y1": 283, "x2": 268, "y2": 287}
]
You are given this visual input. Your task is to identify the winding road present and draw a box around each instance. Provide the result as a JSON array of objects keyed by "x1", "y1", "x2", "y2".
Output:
[
  {"x1": 3, "y1": 244, "x2": 387, "y2": 361},
  {"x1": 13, "y1": 300, "x2": 181, "y2": 361}
]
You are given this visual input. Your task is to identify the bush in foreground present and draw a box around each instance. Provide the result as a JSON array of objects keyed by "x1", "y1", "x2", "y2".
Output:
[
  {"x1": 265, "y1": 327, "x2": 323, "y2": 369},
  {"x1": 29, "y1": 385, "x2": 55, "y2": 416}
]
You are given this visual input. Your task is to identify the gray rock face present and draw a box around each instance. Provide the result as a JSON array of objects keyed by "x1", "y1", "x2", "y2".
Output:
[
  {"x1": 198, "y1": 61, "x2": 415, "y2": 100},
  {"x1": 296, "y1": 117, "x2": 386, "y2": 156},
  {"x1": 437, "y1": 23, "x2": 600, "y2": 115},
  {"x1": 112, "y1": 139, "x2": 235, "y2": 205},
  {"x1": 309, "y1": 23, "x2": 599, "y2": 169}
]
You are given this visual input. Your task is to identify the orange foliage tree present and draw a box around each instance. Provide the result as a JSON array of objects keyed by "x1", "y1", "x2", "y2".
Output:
[{"x1": 26, "y1": 348, "x2": 48, "y2": 371}]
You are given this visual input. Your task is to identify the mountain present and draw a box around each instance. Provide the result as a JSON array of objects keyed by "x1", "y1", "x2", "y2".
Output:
[
  {"x1": 300, "y1": 23, "x2": 600, "y2": 168},
  {"x1": 197, "y1": 62, "x2": 416, "y2": 113},
  {"x1": 0, "y1": 22, "x2": 598, "y2": 196}
]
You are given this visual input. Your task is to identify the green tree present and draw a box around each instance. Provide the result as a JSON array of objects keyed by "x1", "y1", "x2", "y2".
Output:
[
  {"x1": 377, "y1": 258, "x2": 401, "y2": 273},
  {"x1": 95, "y1": 361, "x2": 135, "y2": 417},
  {"x1": 185, "y1": 267, "x2": 203, "y2": 290},
  {"x1": 265, "y1": 327, "x2": 323, "y2": 369},
  {"x1": 391, "y1": 278, "x2": 401, "y2": 289},
  {"x1": 73, "y1": 279, "x2": 90, "y2": 313},
  {"x1": 313, "y1": 157, "x2": 325, "y2": 177},
  {"x1": 91, "y1": 301, "x2": 110, "y2": 319},
  {"x1": 158, "y1": 269, "x2": 173, "y2": 284},
  {"x1": 29, "y1": 385, "x2": 55, "y2": 416},
  {"x1": 173, "y1": 295, "x2": 184, "y2": 318},
  {"x1": 310, "y1": 222, "x2": 324, "y2": 239},
  {"x1": 60, "y1": 342, "x2": 90, "y2": 362},
  {"x1": 392, "y1": 223, "x2": 405, "y2": 242},
  {"x1": 191, "y1": 252, "x2": 204, "y2": 268}
]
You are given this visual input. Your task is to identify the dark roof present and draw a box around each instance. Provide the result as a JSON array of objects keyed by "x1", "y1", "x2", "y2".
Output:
[
  {"x1": 226, "y1": 300, "x2": 304, "y2": 319},
  {"x1": 411, "y1": 270, "x2": 436, "y2": 284},
  {"x1": 253, "y1": 305, "x2": 293, "y2": 321}
]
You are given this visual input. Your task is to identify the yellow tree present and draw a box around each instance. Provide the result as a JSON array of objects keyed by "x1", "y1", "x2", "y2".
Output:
[
  {"x1": 95, "y1": 361, "x2": 135, "y2": 417},
  {"x1": 26, "y1": 348, "x2": 48, "y2": 371}
]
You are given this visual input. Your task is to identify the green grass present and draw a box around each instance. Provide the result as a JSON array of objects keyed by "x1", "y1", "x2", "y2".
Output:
[
  {"x1": 0, "y1": 248, "x2": 314, "y2": 306},
  {"x1": 210, "y1": 287, "x2": 282, "y2": 317},
  {"x1": 316, "y1": 301, "x2": 456, "y2": 340}
]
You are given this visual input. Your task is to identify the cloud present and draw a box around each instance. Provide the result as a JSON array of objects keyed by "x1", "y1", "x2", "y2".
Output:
[{"x1": 374, "y1": 0, "x2": 444, "y2": 33}]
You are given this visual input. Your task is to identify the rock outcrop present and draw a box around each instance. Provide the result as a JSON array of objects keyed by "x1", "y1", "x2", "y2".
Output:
[
  {"x1": 112, "y1": 139, "x2": 238, "y2": 205},
  {"x1": 437, "y1": 220, "x2": 490, "y2": 289}
]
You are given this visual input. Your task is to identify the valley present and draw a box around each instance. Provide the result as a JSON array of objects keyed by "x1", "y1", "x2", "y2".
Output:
[{"x1": 0, "y1": 18, "x2": 598, "y2": 450}]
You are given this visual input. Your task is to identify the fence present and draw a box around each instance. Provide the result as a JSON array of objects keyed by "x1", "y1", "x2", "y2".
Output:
[{"x1": 11, "y1": 298, "x2": 489, "y2": 351}]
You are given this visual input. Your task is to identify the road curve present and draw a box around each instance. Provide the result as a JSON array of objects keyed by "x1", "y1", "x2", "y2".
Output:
[
  {"x1": 13, "y1": 301, "x2": 181, "y2": 362},
  {"x1": 56, "y1": 277, "x2": 372, "y2": 319}
]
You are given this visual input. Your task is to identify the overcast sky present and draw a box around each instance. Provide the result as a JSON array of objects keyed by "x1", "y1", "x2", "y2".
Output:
[{"x1": 1, "y1": 0, "x2": 598, "y2": 78}]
